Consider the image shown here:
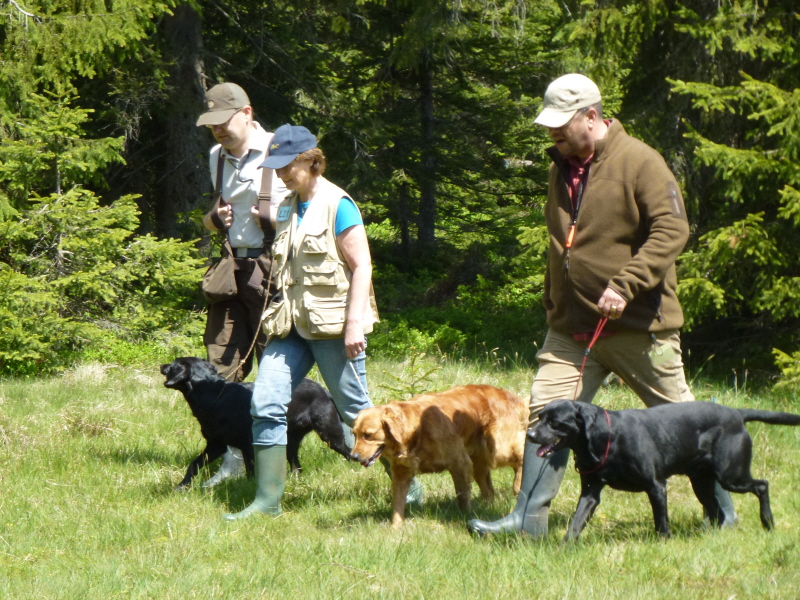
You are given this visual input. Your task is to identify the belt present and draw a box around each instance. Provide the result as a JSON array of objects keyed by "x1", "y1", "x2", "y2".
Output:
[
  {"x1": 573, "y1": 331, "x2": 615, "y2": 342},
  {"x1": 233, "y1": 247, "x2": 263, "y2": 258}
]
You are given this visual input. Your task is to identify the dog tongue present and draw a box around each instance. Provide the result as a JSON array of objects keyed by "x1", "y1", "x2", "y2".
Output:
[
  {"x1": 362, "y1": 448, "x2": 382, "y2": 468},
  {"x1": 536, "y1": 444, "x2": 553, "y2": 458}
]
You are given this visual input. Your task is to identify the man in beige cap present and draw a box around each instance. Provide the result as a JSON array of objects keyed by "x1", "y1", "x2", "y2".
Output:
[
  {"x1": 196, "y1": 82, "x2": 288, "y2": 487},
  {"x1": 468, "y1": 73, "x2": 737, "y2": 538}
]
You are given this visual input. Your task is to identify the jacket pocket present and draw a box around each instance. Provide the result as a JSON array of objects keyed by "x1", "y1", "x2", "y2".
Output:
[{"x1": 306, "y1": 297, "x2": 347, "y2": 337}]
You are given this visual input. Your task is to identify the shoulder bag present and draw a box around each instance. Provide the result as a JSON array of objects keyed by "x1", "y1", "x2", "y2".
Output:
[{"x1": 202, "y1": 153, "x2": 238, "y2": 303}]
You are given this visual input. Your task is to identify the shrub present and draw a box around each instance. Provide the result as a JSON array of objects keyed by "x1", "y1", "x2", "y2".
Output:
[{"x1": 0, "y1": 189, "x2": 206, "y2": 375}]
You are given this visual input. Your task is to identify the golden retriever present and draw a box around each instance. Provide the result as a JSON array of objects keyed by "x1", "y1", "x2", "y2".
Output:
[{"x1": 351, "y1": 384, "x2": 527, "y2": 527}]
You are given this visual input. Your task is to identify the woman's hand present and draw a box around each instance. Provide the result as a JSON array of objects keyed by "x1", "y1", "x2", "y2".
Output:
[
  {"x1": 344, "y1": 320, "x2": 366, "y2": 359},
  {"x1": 338, "y1": 224, "x2": 373, "y2": 358}
]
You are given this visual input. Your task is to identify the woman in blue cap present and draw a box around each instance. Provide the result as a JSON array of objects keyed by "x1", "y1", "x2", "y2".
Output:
[{"x1": 224, "y1": 124, "x2": 420, "y2": 519}]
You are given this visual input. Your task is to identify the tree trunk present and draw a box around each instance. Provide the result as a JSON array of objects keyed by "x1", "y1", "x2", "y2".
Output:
[
  {"x1": 397, "y1": 181, "x2": 411, "y2": 268},
  {"x1": 153, "y1": 3, "x2": 210, "y2": 238},
  {"x1": 416, "y1": 48, "x2": 437, "y2": 250}
]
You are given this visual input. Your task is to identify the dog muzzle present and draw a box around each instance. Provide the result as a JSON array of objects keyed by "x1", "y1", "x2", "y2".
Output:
[{"x1": 359, "y1": 446, "x2": 383, "y2": 468}]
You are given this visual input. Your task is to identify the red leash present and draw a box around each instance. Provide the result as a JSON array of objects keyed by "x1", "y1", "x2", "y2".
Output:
[
  {"x1": 572, "y1": 317, "x2": 608, "y2": 401},
  {"x1": 572, "y1": 316, "x2": 612, "y2": 475},
  {"x1": 576, "y1": 408, "x2": 611, "y2": 475}
]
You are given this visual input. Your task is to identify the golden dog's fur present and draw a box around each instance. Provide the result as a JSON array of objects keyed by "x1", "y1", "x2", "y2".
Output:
[{"x1": 351, "y1": 385, "x2": 527, "y2": 527}]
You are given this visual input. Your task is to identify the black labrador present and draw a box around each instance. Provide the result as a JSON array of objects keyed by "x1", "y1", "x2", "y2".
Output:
[
  {"x1": 528, "y1": 399, "x2": 800, "y2": 539},
  {"x1": 161, "y1": 357, "x2": 353, "y2": 488}
]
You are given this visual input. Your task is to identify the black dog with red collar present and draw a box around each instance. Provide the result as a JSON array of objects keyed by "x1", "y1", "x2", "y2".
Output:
[{"x1": 528, "y1": 398, "x2": 800, "y2": 539}]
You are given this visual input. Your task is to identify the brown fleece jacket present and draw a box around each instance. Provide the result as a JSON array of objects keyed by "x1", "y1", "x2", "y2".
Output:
[{"x1": 542, "y1": 120, "x2": 689, "y2": 335}]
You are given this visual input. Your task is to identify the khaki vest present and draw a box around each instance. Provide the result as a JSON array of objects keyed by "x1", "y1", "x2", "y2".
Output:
[{"x1": 262, "y1": 177, "x2": 379, "y2": 339}]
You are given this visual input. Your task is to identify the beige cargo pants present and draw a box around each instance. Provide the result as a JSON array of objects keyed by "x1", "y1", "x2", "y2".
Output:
[{"x1": 528, "y1": 328, "x2": 694, "y2": 427}]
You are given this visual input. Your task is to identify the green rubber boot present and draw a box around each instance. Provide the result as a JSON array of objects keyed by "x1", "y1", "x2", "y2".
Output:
[
  {"x1": 467, "y1": 440, "x2": 569, "y2": 538},
  {"x1": 380, "y1": 456, "x2": 424, "y2": 506},
  {"x1": 705, "y1": 481, "x2": 739, "y2": 528},
  {"x1": 223, "y1": 445, "x2": 286, "y2": 521}
]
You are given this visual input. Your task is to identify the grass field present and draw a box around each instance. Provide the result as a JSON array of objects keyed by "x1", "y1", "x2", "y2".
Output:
[{"x1": 1, "y1": 355, "x2": 799, "y2": 599}]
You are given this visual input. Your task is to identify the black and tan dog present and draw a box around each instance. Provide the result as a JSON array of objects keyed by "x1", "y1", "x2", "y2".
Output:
[
  {"x1": 528, "y1": 399, "x2": 800, "y2": 539},
  {"x1": 161, "y1": 357, "x2": 352, "y2": 488}
]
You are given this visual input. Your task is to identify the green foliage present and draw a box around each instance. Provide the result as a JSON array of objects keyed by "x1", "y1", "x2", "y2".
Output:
[
  {"x1": 0, "y1": 91, "x2": 125, "y2": 207},
  {"x1": 376, "y1": 352, "x2": 442, "y2": 399},
  {"x1": 0, "y1": 0, "x2": 174, "y2": 95},
  {"x1": 0, "y1": 0, "x2": 206, "y2": 377},
  {"x1": 772, "y1": 348, "x2": 800, "y2": 390},
  {"x1": 664, "y1": 2, "x2": 800, "y2": 378},
  {"x1": 0, "y1": 264, "x2": 89, "y2": 376},
  {"x1": 370, "y1": 270, "x2": 547, "y2": 361},
  {"x1": 0, "y1": 189, "x2": 206, "y2": 376},
  {"x1": 368, "y1": 319, "x2": 467, "y2": 359},
  {"x1": 6, "y1": 0, "x2": 800, "y2": 385},
  {"x1": 78, "y1": 326, "x2": 205, "y2": 367},
  {"x1": 546, "y1": 0, "x2": 800, "y2": 379},
  {"x1": 678, "y1": 212, "x2": 784, "y2": 324},
  {"x1": 255, "y1": 0, "x2": 563, "y2": 249}
]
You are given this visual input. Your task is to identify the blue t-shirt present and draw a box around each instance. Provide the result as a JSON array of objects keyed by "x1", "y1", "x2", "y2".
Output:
[{"x1": 297, "y1": 197, "x2": 363, "y2": 236}]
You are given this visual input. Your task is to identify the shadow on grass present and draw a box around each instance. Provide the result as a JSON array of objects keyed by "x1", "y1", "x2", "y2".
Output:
[
  {"x1": 333, "y1": 494, "x2": 571, "y2": 531},
  {"x1": 94, "y1": 444, "x2": 194, "y2": 469},
  {"x1": 526, "y1": 512, "x2": 713, "y2": 545}
]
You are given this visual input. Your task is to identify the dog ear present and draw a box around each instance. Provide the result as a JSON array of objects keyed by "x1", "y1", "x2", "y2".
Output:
[
  {"x1": 382, "y1": 405, "x2": 406, "y2": 447},
  {"x1": 573, "y1": 401, "x2": 599, "y2": 433},
  {"x1": 192, "y1": 359, "x2": 220, "y2": 382},
  {"x1": 163, "y1": 361, "x2": 186, "y2": 388}
]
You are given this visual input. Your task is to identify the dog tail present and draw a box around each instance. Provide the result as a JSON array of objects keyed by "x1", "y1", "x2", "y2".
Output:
[{"x1": 739, "y1": 409, "x2": 800, "y2": 426}]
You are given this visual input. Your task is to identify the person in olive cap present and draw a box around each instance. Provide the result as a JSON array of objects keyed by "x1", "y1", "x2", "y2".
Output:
[
  {"x1": 195, "y1": 82, "x2": 289, "y2": 487},
  {"x1": 467, "y1": 73, "x2": 737, "y2": 538},
  {"x1": 224, "y1": 124, "x2": 422, "y2": 520}
]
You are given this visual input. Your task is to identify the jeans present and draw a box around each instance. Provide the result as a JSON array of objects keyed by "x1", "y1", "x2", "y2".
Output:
[{"x1": 251, "y1": 329, "x2": 371, "y2": 446}]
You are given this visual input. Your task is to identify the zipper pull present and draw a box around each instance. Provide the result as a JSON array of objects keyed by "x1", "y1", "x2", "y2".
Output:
[{"x1": 565, "y1": 224, "x2": 576, "y2": 249}]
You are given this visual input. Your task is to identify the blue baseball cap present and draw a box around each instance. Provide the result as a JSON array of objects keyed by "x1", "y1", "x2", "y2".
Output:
[{"x1": 261, "y1": 124, "x2": 318, "y2": 169}]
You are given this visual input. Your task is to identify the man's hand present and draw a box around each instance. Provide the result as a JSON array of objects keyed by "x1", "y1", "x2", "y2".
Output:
[
  {"x1": 203, "y1": 204, "x2": 233, "y2": 230},
  {"x1": 597, "y1": 287, "x2": 627, "y2": 319},
  {"x1": 216, "y1": 204, "x2": 233, "y2": 228}
]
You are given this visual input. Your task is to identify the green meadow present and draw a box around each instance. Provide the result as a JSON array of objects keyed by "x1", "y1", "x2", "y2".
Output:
[{"x1": 1, "y1": 356, "x2": 798, "y2": 599}]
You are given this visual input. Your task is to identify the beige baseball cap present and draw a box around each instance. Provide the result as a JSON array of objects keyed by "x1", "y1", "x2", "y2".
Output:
[
  {"x1": 534, "y1": 74, "x2": 602, "y2": 128},
  {"x1": 196, "y1": 83, "x2": 250, "y2": 126}
]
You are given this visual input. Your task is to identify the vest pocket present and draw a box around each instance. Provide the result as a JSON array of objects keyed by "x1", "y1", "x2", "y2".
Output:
[
  {"x1": 302, "y1": 260, "x2": 339, "y2": 286},
  {"x1": 262, "y1": 295, "x2": 292, "y2": 338},
  {"x1": 301, "y1": 228, "x2": 329, "y2": 254},
  {"x1": 306, "y1": 297, "x2": 347, "y2": 336},
  {"x1": 272, "y1": 230, "x2": 290, "y2": 259}
]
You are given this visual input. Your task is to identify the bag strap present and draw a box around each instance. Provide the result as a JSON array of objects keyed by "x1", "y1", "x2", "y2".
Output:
[
  {"x1": 229, "y1": 256, "x2": 277, "y2": 381},
  {"x1": 258, "y1": 138, "x2": 276, "y2": 248},
  {"x1": 258, "y1": 166, "x2": 275, "y2": 247},
  {"x1": 208, "y1": 151, "x2": 229, "y2": 232},
  {"x1": 220, "y1": 236, "x2": 234, "y2": 260},
  {"x1": 244, "y1": 199, "x2": 297, "y2": 372}
]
